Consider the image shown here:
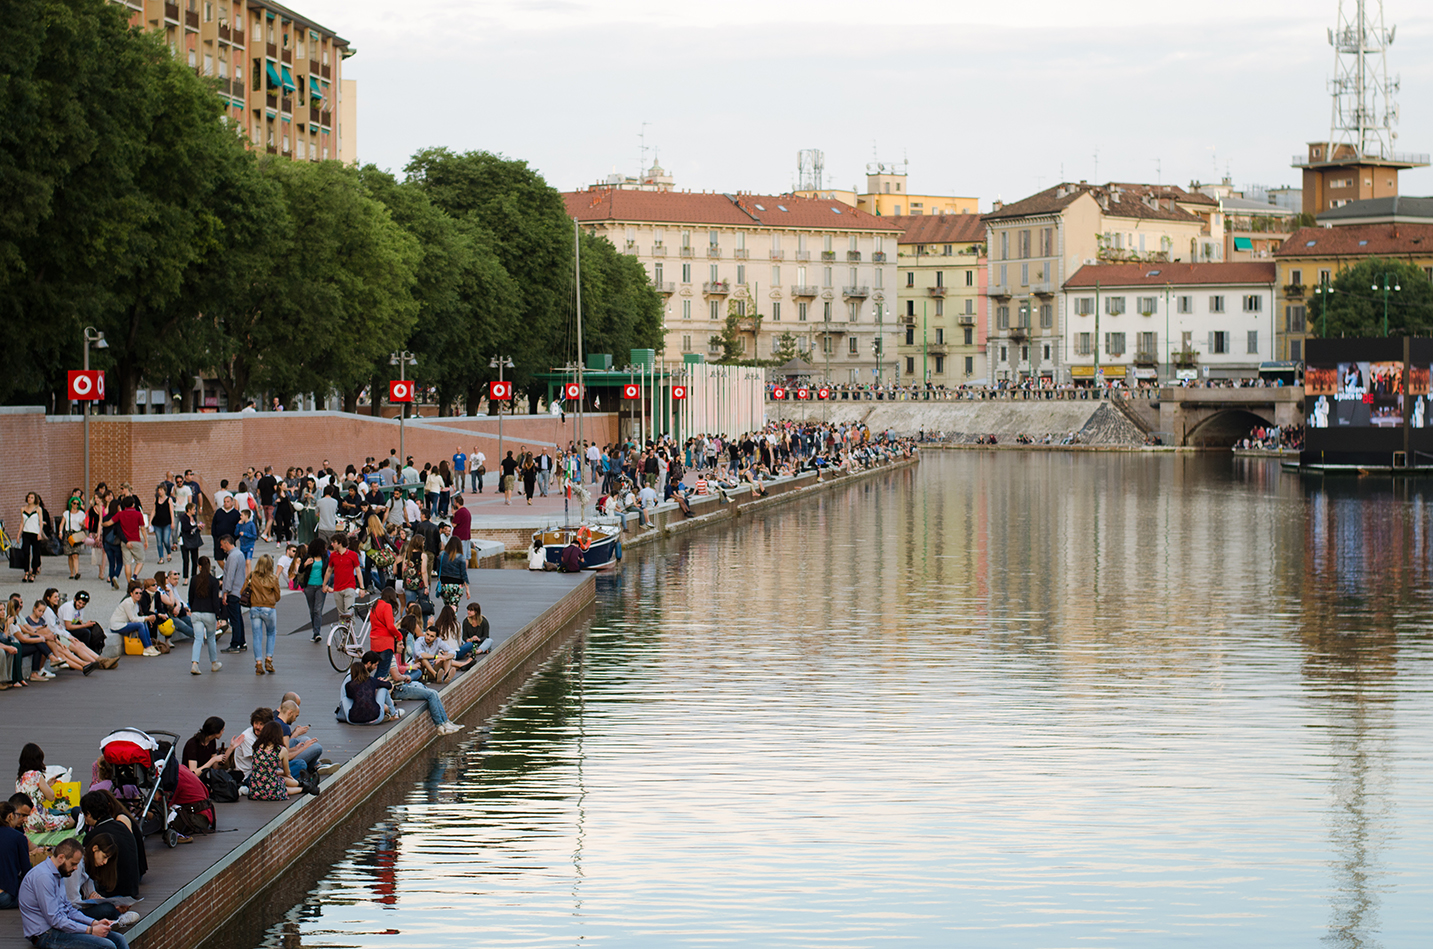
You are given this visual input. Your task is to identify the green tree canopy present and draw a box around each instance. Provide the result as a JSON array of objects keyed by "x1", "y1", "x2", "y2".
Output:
[{"x1": 1320, "y1": 257, "x2": 1433, "y2": 337}]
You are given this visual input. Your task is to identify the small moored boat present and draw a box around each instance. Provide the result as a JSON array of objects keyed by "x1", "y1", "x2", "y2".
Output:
[{"x1": 531, "y1": 524, "x2": 622, "y2": 570}]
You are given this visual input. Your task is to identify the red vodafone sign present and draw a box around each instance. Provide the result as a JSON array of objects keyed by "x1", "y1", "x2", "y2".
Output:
[
  {"x1": 796, "y1": 387, "x2": 810, "y2": 400},
  {"x1": 622, "y1": 383, "x2": 641, "y2": 400},
  {"x1": 770, "y1": 386, "x2": 786, "y2": 400},
  {"x1": 68, "y1": 370, "x2": 105, "y2": 402},
  {"x1": 817, "y1": 387, "x2": 831, "y2": 400},
  {"x1": 563, "y1": 383, "x2": 582, "y2": 401},
  {"x1": 489, "y1": 380, "x2": 513, "y2": 401},
  {"x1": 671, "y1": 385, "x2": 688, "y2": 400},
  {"x1": 389, "y1": 380, "x2": 414, "y2": 403}
]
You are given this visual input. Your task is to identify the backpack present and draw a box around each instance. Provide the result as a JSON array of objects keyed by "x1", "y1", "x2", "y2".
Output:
[
  {"x1": 201, "y1": 766, "x2": 240, "y2": 803},
  {"x1": 174, "y1": 800, "x2": 215, "y2": 835}
]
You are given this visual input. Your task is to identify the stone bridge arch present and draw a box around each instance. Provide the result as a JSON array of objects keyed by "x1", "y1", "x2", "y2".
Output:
[
  {"x1": 1156, "y1": 387, "x2": 1303, "y2": 447},
  {"x1": 1183, "y1": 408, "x2": 1278, "y2": 448}
]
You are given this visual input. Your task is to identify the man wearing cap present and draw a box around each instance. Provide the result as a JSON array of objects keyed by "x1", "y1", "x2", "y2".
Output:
[{"x1": 55, "y1": 590, "x2": 107, "y2": 656}]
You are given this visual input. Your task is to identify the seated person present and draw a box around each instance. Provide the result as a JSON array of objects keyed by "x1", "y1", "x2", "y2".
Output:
[
  {"x1": 273, "y1": 702, "x2": 322, "y2": 781},
  {"x1": 56, "y1": 591, "x2": 107, "y2": 656},
  {"x1": 10, "y1": 605, "x2": 56, "y2": 681},
  {"x1": 17, "y1": 838, "x2": 129, "y2": 949},
  {"x1": 78, "y1": 792, "x2": 141, "y2": 899},
  {"x1": 86, "y1": 762, "x2": 138, "y2": 801},
  {"x1": 182, "y1": 717, "x2": 228, "y2": 779},
  {"x1": 636, "y1": 483, "x2": 659, "y2": 528},
  {"x1": 246, "y1": 722, "x2": 311, "y2": 800},
  {"x1": 107, "y1": 583, "x2": 159, "y2": 657},
  {"x1": 228, "y1": 707, "x2": 274, "y2": 789},
  {"x1": 374, "y1": 650, "x2": 464, "y2": 736},
  {"x1": 342, "y1": 659, "x2": 396, "y2": 725},
  {"x1": 559, "y1": 541, "x2": 584, "y2": 573},
  {"x1": 77, "y1": 832, "x2": 141, "y2": 922},
  {"x1": 150, "y1": 572, "x2": 194, "y2": 643},
  {"x1": 0, "y1": 801, "x2": 30, "y2": 911},
  {"x1": 455, "y1": 603, "x2": 492, "y2": 667},
  {"x1": 26, "y1": 599, "x2": 98, "y2": 674},
  {"x1": 664, "y1": 475, "x2": 693, "y2": 516},
  {"x1": 413, "y1": 626, "x2": 456, "y2": 684}
]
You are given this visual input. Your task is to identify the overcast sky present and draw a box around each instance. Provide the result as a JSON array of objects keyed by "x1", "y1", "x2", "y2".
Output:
[{"x1": 303, "y1": 0, "x2": 1433, "y2": 207}]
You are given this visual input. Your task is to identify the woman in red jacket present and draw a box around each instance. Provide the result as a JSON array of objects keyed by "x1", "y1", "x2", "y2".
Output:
[{"x1": 368, "y1": 589, "x2": 402, "y2": 680}]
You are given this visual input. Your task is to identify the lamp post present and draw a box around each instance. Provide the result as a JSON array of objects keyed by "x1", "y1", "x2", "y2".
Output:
[
  {"x1": 1373, "y1": 272, "x2": 1400, "y2": 337},
  {"x1": 875, "y1": 301, "x2": 884, "y2": 385},
  {"x1": 83, "y1": 327, "x2": 108, "y2": 499},
  {"x1": 389, "y1": 350, "x2": 417, "y2": 464},
  {"x1": 489, "y1": 354, "x2": 514, "y2": 467},
  {"x1": 1313, "y1": 275, "x2": 1336, "y2": 340}
]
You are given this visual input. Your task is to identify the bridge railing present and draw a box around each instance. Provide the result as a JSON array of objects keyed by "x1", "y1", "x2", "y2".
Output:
[{"x1": 766, "y1": 387, "x2": 1162, "y2": 404}]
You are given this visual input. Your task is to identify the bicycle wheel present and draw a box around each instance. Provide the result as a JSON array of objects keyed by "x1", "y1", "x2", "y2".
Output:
[{"x1": 328, "y1": 624, "x2": 352, "y2": 672}]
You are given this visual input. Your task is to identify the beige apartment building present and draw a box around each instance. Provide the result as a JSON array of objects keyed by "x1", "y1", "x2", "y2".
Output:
[
  {"x1": 983, "y1": 182, "x2": 1223, "y2": 383},
  {"x1": 111, "y1": 0, "x2": 355, "y2": 163},
  {"x1": 889, "y1": 215, "x2": 987, "y2": 385},
  {"x1": 797, "y1": 163, "x2": 978, "y2": 218},
  {"x1": 563, "y1": 187, "x2": 902, "y2": 383}
]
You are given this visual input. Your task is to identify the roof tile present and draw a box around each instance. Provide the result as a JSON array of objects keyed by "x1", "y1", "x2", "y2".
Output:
[
  {"x1": 1063, "y1": 261, "x2": 1277, "y2": 289},
  {"x1": 885, "y1": 214, "x2": 985, "y2": 245},
  {"x1": 563, "y1": 188, "x2": 903, "y2": 231},
  {"x1": 1275, "y1": 224, "x2": 1433, "y2": 257}
]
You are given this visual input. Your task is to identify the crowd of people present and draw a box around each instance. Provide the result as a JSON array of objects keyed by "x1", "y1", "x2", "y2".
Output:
[
  {"x1": 1235, "y1": 423, "x2": 1304, "y2": 452},
  {"x1": 763, "y1": 374, "x2": 1295, "y2": 402}
]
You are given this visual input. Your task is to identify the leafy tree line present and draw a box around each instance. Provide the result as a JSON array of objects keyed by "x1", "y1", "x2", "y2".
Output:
[
  {"x1": 1, "y1": 0, "x2": 663, "y2": 415},
  {"x1": 1314, "y1": 257, "x2": 1433, "y2": 338}
]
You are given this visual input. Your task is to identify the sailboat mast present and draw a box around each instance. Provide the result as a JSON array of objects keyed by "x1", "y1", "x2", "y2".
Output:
[{"x1": 574, "y1": 219, "x2": 584, "y2": 450}]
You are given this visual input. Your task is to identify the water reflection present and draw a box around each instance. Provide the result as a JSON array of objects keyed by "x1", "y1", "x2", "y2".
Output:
[{"x1": 222, "y1": 454, "x2": 1433, "y2": 949}]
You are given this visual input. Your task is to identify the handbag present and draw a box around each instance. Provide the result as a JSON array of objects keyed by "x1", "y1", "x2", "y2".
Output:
[
  {"x1": 43, "y1": 536, "x2": 62, "y2": 557},
  {"x1": 68, "y1": 532, "x2": 87, "y2": 547},
  {"x1": 238, "y1": 581, "x2": 252, "y2": 608},
  {"x1": 123, "y1": 635, "x2": 145, "y2": 656}
]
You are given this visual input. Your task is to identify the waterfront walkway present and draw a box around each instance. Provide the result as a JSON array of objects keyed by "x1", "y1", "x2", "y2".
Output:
[{"x1": 0, "y1": 570, "x2": 590, "y2": 949}]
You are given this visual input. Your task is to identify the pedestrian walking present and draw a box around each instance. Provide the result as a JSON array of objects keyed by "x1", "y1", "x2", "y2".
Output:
[
  {"x1": 17, "y1": 492, "x2": 51, "y2": 584},
  {"x1": 247, "y1": 555, "x2": 282, "y2": 675}
]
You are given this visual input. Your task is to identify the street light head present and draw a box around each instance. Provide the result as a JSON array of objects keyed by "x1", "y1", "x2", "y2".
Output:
[
  {"x1": 93, "y1": 338, "x2": 109, "y2": 350},
  {"x1": 1395, "y1": 284, "x2": 1402, "y2": 292}
]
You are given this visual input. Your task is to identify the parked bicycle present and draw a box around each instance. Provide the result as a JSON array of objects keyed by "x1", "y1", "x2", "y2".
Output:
[{"x1": 326, "y1": 593, "x2": 374, "y2": 672}]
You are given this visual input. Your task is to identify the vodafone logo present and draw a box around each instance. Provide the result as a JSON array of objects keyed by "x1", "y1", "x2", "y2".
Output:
[
  {"x1": 564, "y1": 383, "x2": 582, "y2": 400},
  {"x1": 796, "y1": 387, "x2": 810, "y2": 400},
  {"x1": 389, "y1": 380, "x2": 413, "y2": 403},
  {"x1": 490, "y1": 380, "x2": 513, "y2": 400},
  {"x1": 671, "y1": 385, "x2": 688, "y2": 400},
  {"x1": 817, "y1": 387, "x2": 831, "y2": 400},
  {"x1": 770, "y1": 386, "x2": 786, "y2": 400},
  {"x1": 623, "y1": 384, "x2": 641, "y2": 399},
  {"x1": 68, "y1": 370, "x2": 104, "y2": 401}
]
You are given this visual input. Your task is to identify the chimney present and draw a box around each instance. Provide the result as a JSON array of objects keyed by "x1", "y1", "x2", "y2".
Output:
[{"x1": 992, "y1": 199, "x2": 1004, "y2": 211}]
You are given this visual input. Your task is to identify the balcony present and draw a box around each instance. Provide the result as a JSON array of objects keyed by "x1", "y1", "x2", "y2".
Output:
[
  {"x1": 624, "y1": 240, "x2": 637, "y2": 253},
  {"x1": 232, "y1": 27, "x2": 244, "y2": 45},
  {"x1": 265, "y1": 144, "x2": 278, "y2": 154},
  {"x1": 847, "y1": 251, "x2": 862, "y2": 262},
  {"x1": 309, "y1": 105, "x2": 320, "y2": 122},
  {"x1": 707, "y1": 246, "x2": 721, "y2": 258},
  {"x1": 281, "y1": 49, "x2": 292, "y2": 64},
  {"x1": 769, "y1": 250, "x2": 785, "y2": 260},
  {"x1": 650, "y1": 244, "x2": 666, "y2": 256},
  {"x1": 321, "y1": 64, "x2": 331, "y2": 79},
  {"x1": 703, "y1": 281, "x2": 731, "y2": 295},
  {"x1": 957, "y1": 314, "x2": 975, "y2": 325},
  {"x1": 791, "y1": 285, "x2": 819, "y2": 297},
  {"x1": 311, "y1": 60, "x2": 320, "y2": 75},
  {"x1": 1284, "y1": 283, "x2": 1305, "y2": 298},
  {"x1": 927, "y1": 286, "x2": 947, "y2": 297},
  {"x1": 926, "y1": 343, "x2": 948, "y2": 355},
  {"x1": 1135, "y1": 351, "x2": 1159, "y2": 365},
  {"x1": 821, "y1": 251, "x2": 837, "y2": 261},
  {"x1": 320, "y1": 110, "x2": 332, "y2": 126},
  {"x1": 267, "y1": 42, "x2": 277, "y2": 58},
  {"x1": 987, "y1": 284, "x2": 1010, "y2": 297},
  {"x1": 654, "y1": 282, "x2": 676, "y2": 295},
  {"x1": 842, "y1": 286, "x2": 870, "y2": 299},
  {"x1": 185, "y1": 9, "x2": 198, "y2": 29},
  {"x1": 679, "y1": 247, "x2": 695, "y2": 257},
  {"x1": 281, "y1": 96, "x2": 292, "y2": 113},
  {"x1": 218, "y1": 24, "x2": 230, "y2": 41},
  {"x1": 872, "y1": 251, "x2": 887, "y2": 263},
  {"x1": 736, "y1": 317, "x2": 758, "y2": 332},
  {"x1": 1031, "y1": 281, "x2": 1056, "y2": 295},
  {"x1": 795, "y1": 250, "x2": 811, "y2": 261},
  {"x1": 733, "y1": 248, "x2": 749, "y2": 259},
  {"x1": 163, "y1": 2, "x2": 178, "y2": 23}
]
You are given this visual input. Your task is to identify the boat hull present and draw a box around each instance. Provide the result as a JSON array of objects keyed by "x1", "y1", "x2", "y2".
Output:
[{"x1": 534, "y1": 526, "x2": 622, "y2": 570}]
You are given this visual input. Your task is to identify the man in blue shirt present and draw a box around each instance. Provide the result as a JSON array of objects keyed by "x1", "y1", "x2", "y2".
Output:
[
  {"x1": 0, "y1": 801, "x2": 31, "y2": 910},
  {"x1": 19, "y1": 838, "x2": 129, "y2": 947},
  {"x1": 452, "y1": 448, "x2": 467, "y2": 489}
]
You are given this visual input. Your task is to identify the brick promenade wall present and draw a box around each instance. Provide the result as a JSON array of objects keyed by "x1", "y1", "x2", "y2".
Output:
[
  {"x1": 127, "y1": 574, "x2": 596, "y2": 949},
  {"x1": 0, "y1": 409, "x2": 619, "y2": 526}
]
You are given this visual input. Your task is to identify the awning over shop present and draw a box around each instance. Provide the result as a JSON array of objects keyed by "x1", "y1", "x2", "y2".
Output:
[
  {"x1": 1133, "y1": 367, "x2": 1158, "y2": 379},
  {"x1": 1233, "y1": 237, "x2": 1253, "y2": 251},
  {"x1": 265, "y1": 62, "x2": 282, "y2": 89}
]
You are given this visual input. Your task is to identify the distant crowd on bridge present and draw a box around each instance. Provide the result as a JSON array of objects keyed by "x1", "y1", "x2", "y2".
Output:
[{"x1": 765, "y1": 375, "x2": 1297, "y2": 403}]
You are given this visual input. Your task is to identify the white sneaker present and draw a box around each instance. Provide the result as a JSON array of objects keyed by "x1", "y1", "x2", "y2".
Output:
[
  {"x1": 438, "y1": 722, "x2": 464, "y2": 735},
  {"x1": 115, "y1": 911, "x2": 140, "y2": 928},
  {"x1": 211, "y1": 661, "x2": 223, "y2": 672},
  {"x1": 238, "y1": 785, "x2": 250, "y2": 798},
  {"x1": 142, "y1": 647, "x2": 160, "y2": 657}
]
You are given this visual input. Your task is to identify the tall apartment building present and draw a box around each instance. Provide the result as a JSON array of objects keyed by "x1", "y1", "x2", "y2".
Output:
[
  {"x1": 564, "y1": 187, "x2": 901, "y2": 383},
  {"x1": 797, "y1": 163, "x2": 978, "y2": 218},
  {"x1": 110, "y1": 0, "x2": 354, "y2": 163},
  {"x1": 982, "y1": 182, "x2": 1223, "y2": 384},
  {"x1": 888, "y1": 215, "x2": 986, "y2": 385}
]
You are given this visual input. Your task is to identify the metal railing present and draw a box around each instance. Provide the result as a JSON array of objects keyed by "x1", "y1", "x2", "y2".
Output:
[
  {"x1": 703, "y1": 281, "x2": 731, "y2": 295},
  {"x1": 872, "y1": 252, "x2": 887, "y2": 263},
  {"x1": 927, "y1": 286, "x2": 946, "y2": 297},
  {"x1": 842, "y1": 286, "x2": 870, "y2": 298},
  {"x1": 847, "y1": 251, "x2": 862, "y2": 261},
  {"x1": 733, "y1": 248, "x2": 749, "y2": 259},
  {"x1": 790, "y1": 285, "x2": 819, "y2": 297},
  {"x1": 769, "y1": 250, "x2": 785, "y2": 260},
  {"x1": 680, "y1": 247, "x2": 695, "y2": 257}
]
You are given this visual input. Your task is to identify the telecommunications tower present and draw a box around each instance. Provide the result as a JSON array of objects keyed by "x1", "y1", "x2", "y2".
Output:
[{"x1": 1294, "y1": 0, "x2": 1427, "y2": 216}]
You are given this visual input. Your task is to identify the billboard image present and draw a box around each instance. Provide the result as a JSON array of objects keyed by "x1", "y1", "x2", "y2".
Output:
[{"x1": 1305, "y1": 360, "x2": 1403, "y2": 428}]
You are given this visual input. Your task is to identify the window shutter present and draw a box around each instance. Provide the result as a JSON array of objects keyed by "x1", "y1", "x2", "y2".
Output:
[{"x1": 1208, "y1": 331, "x2": 1215, "y2": 352}]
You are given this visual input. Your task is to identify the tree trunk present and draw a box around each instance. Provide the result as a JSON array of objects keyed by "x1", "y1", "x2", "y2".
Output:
[{"x1": 343, "y1": 387, "x2": 360, "y2": 414}]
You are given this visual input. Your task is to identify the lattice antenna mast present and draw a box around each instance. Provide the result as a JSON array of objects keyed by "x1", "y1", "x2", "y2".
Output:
[
  {"x1": 797, "y1": 149, "x2": 824, "y2": 191},
  {"x1": 1328, "y1": 0, "x2": 1400, "y2": 158}
]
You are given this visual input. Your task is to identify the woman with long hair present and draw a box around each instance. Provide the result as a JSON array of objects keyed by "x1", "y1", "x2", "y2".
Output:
[
  {"x1": 436, "y1": 537, "x2": 469, "y2": 609},
  {"x1": 85, "y1": 491, "x2": 107, "y2": 581},
  {"x1": 437, "y1": 459, "x2": 453, "y2": 517},
  {"x1": 151, "y1": 484, "x2": 176, "y2": 565},
  {"x1": 15, "y1": 743, "x2": 75, "y2": 832},
  {"x1": 362, "y1": 514, "x2": 394, "y2": 589},
  {"x1": 298, "y1": 537, "x2": 328, "y2": 644},
  {"x1": 59, "y1": 495, "x2": 87, "y2": 581},
  {"x1": 247, "y1": 721, "x2": 307, "y2": 800},
  {"x1": 247, "y1": 555, "x2": 283, "y2": 675},
  {"x1": 100, "y1": 490, "x2": 124, "y2": 590},
  {"x1": 18, "y1": 492, "x2": 50, "y2": 583},
  {"x1": 188, "y1": 555, "x2": 222, "y2": 675}
]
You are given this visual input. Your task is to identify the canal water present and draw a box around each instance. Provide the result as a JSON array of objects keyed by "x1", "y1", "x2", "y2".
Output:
[{"x1": 234, "y1": 452, "x2": 1433, "y2": 948}]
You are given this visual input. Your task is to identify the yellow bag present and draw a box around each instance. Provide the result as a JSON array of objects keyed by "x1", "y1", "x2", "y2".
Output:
[
  {"x1": 51, "y1": 781, "x2": 81, "y2": 809},
  {"x1": 123, "y1": 635, "x2": 144, "y2": 656},
  {"x1": 158, "y1": 618, "x2": 175, "y2": 637}
]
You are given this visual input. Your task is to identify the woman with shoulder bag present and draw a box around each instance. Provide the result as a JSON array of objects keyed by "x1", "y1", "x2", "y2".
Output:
[
  {"x1": 60, "y1": 495, "x2": 88, "y2": 581},
  {"x1": 101, "y1": 492, "x2": 124, "y2": 590},
  {"x1": 297, "y1": 538, "x2": 328, "y2": 644},
  {"x1": 152, "y1": 485, "x2": 175, "y2": 565},
  {"x1": 85, "y1": 492, "x2": 107, "y2": 581},
  {"x1": 18, "y1": 493, "x2": 53, "y2": 584}
]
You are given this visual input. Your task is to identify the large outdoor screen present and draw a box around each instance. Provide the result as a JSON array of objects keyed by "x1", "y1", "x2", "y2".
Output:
[{"x1": 1305, "y1": 360, "x2": 1403, "y2": 428}]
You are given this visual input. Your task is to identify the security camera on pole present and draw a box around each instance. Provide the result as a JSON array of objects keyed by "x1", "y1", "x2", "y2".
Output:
[
  {"x1": 389, "y1": 350, "x2": 417, "y2": 463},
  {"x1": 490, "y1": 355, "x2": 515, "y2": 466}
]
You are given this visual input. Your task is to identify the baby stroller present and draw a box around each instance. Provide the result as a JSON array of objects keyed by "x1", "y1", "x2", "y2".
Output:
[{"x1": 100, "y1": 727, "x2": 185, "y2": 848}]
